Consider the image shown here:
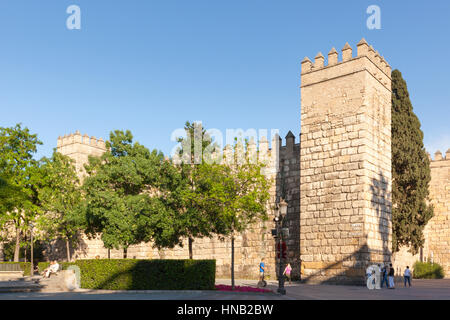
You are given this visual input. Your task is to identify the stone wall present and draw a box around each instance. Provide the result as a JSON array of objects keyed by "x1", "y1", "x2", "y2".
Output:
[
  {"x1": 299, "y1": 39, "x2": 392, "y2": 284},
  {"x1": 5, "y1": 39, "x2": 446, "y2": 284},
  {"x1": 391, "y1": 246, "x2": 420, "y2": 276},
  {"x1": 392, "y1": 150, "x2": 450, "y2": 278},
  {"x1": 56, "y1": 131, "x2": 106, "y2": 180},
  {"x1": 423, "y1": 150, "x2": 450, "y2": 276},
  {"x1": 54, "y1": 131, "x2": 301, "y2": 280}
]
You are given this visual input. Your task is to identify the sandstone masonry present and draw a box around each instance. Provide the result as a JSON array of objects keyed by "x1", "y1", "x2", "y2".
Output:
[
  {"x1": 393, "y1": 150, "x2": 450, "y2": 276},
  {"x1": 8, "y1": 39, "x2": 447, "y2": 283},
  {"x1": 299, "y1": 39, "x2": 392, "y2": 284},
  {"x1": 53, "y1": 132, "x2": 301, "y2": 280}
]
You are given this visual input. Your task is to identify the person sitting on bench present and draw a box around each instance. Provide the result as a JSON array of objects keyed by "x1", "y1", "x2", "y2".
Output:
[{"x1": 42, "y1": 261, "x2": 60, "y2": 278}]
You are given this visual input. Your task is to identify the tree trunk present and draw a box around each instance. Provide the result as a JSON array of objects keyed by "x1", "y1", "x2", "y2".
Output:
[
  {"x1": 66, "y1": 238, "x2": 71, "y2": 262},
  {"x1": 123, "y1": 247, "x2": 127, "y2": 259},
  {"x1": 30, "y1": 231, "x2": 34, "y2": 276},
  {"x1": 188, "y1": 237, "x2": 193, "y2": 259},
  {"x1": 13, "y1": 228, "x2": 21, "y2": 262},
  {"x1": 231, "y1": 235, "x2": 235, "y2": 290}
]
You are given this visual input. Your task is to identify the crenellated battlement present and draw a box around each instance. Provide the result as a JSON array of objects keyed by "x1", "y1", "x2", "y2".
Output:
[
  {"x1": 220, "y1": 135, "x2": 281, "y2": 166},
  {"x1": 56, "y1": 131, "x2": 107, "y2": 177},
  {"x1": 301, "y1": 38, "x2": 391, "y2": 89},
  {"x1": 428, "y1": 149, "x2": 450, "y2": 162},
  {"x1": 57, "y1": 130, "x2": 106, "y2": 150},
  {"x1": 172, "y1": 132, "x2": 300, "y2": 178},
  {"x1": 300, "y1": 38, "x2": 393, "y2": 284},
  {"x1": 43, "y1": 37, "x2": 450, "y2": 282}
]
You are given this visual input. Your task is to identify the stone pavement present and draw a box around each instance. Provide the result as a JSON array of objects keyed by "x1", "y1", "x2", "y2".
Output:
[
  {"x1": 0, "y1": 290, "x2": 282, "y2": 300},
  {"x1": 216, "y1": 278, "x2": 450, "y2": 300},
  {"x1": 0, "y1": 277, "x2": 42, "y2": 293},
  {"x1": 0, "y1": 278, "x2": 448, "y2": 300}
]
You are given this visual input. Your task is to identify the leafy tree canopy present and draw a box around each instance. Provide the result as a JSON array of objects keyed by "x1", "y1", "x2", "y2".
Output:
[
  {"x1": 0, "y1": 124, "x2": 43, "y2": 261},
  {"x1": 83, "y1": 130, "x2": 183, "y2": 251}
]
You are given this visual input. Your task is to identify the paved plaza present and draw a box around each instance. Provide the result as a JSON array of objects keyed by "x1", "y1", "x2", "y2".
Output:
[{"x1": 0, "y1": 278, "x2": 448, "y2": 300}]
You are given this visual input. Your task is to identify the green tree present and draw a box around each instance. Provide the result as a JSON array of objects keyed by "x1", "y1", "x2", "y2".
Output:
[
  {"x1": 206, "y1": 141, "x2": 271, "y2": 289},
  {"x1": 0, "y1": 175, "x2": 25, "y2": 222},
  {"x1": 391, "y1": 69, "x2": 434, "y2": 253},
  {"x1": 174, "y1": 121, "x2": 224, "y2": 259},
  {"x1": 38, "y1": 152, "x2": 84, "y2": 261},
  {"x1": 82, "y1": 130, "x2": 180, "y2": 256},
  {"x1": 0, "y1": 124, "x2": 42, "y2": 261}
]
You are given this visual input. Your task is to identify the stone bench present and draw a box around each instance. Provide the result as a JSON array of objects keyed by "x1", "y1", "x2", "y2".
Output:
[{"x1": 0, "y1": 264, "x2": 25, "y2": 280}]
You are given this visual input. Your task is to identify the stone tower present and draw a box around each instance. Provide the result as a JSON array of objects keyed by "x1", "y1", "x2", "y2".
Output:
[
  {"x1": 299, "y1": 39, "x2": 392, "y2": 284},
  {"x1": 57, "y1": 131, "x2": 107, "y2": 178}
]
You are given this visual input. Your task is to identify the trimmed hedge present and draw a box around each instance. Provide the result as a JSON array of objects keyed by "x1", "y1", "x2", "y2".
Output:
[
  {"x1": 57, "y1": 259, "x2": 216, "y2": 290},
  {"x1": 3, "y1": 259, "x2": 216, "y2": 290},
  {"x1": 38, "y1": 261, "x2": 73, "y2": 273},
  {"x1": 413, "y1": 261, "x2": 445, "y2": 279},
  {"x1": 0, "y1": 262, "x2": 71, "y2": 276}
]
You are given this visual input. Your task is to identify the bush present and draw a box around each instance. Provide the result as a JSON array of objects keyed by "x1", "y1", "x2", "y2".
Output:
[
  {"x1": 38, "y1": 261, "x2": 50, "y2": 272},
  {"x1": 4, "y1": 259, "x2": 216, "y2": 290},
  {"x1": 37, "y1": 261, "x2": 73, "y2": 273},
  {"x1": 61, "y1": 259, "x2": 215, "y2": 290},
  {"x1": 413, "y1": 261, "x2": 445, "y2": 279}
]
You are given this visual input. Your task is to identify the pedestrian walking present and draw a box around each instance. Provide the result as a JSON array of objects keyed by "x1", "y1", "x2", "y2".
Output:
[
  {"x1": 404, "y1": 266, "x2": 412, "y2": 287},
  {"x1": 259, "y1": 258, "x2": 265, "y2": 281},
  {"x1": 257, "y1": 258, "x2": 267, "y2": 288},
  {"x1": 381, "y1": 264, "x2": 389, "y2": 288},
  {"x1": 283, "y1": 263, "x2": 292, "y2": 284},
  {"x1": 388, "y1": 263, "x2": 395, "y2": 289}
]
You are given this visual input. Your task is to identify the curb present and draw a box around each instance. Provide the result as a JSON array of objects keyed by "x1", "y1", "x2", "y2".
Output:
[
  {"x1": 0, "y1": 286, "x2": 43, "y2": 293},
  {"x1": 72, "y1": 289, "x2": 276, "y2": 295}
]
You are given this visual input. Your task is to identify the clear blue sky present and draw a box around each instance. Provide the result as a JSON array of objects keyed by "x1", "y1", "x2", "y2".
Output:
[{"x1": 0, "y1": 0, "x2": 449, "y2": 159}]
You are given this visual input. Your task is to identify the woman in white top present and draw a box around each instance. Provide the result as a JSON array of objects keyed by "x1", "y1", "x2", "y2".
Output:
[
  {"x1": 43, "y1": 261, "x2": 60, "y2": 278},
  {"x1": 403, "y1": 266, "x2": 412, "y2": 287}
]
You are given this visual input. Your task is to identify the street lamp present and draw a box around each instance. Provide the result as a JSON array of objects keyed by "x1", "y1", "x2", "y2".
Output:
[
  {"x1": 276, "y1": 198, "x2": 288, "y2": 295},
  {"x1": 29, "y1": 222, "x2": 34, "y2": 278}
]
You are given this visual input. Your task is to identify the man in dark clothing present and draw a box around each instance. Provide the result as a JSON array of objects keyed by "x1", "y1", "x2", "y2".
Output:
[
  {"x1": 380, "y1": 264, "x2": 389, "y2": 288},
  {"x1": 388, "y1": 263, "x2": 395, "y2": 289}
]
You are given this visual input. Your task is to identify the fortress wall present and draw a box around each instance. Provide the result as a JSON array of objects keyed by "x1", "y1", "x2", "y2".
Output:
[
  {"x1": 299, "y1": 39, "x2": 392, "y2": 284},
  {"x1": 392, "y1": 151, "x2": 450, "y2": 277},
  {"x1": 391, "y1": 246, "x2": 420, "y2": 276},
  {"x1": 55, "y1": 132, "x2": 301, "y2": 280},
  {"x1": 422, "y1": 151, "x2": 450, "y2": 276},
  {"x1": 57, "y1": 131, "x2": 106, "y2": 179},
  {"x1": 22, "y1": 40, "x2": 448, "y2": 283}
]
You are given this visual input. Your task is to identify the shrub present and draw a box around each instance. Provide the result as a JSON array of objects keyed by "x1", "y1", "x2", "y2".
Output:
[
  {"x1": 62, "y1": 259, "x2": 215, "y2": 290},
  {"x1": 38, "y1": 261, "x2": 50, "y2": 272},
  {"x1": 4, "y1": 259, "x2": 216, "y2": 290},
  {"x1": 37, "y1": 261, "x2": 73, "y2": 273},
  {"x1": 413, "y1": 261, "x2": 445, "y2": 279}
]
